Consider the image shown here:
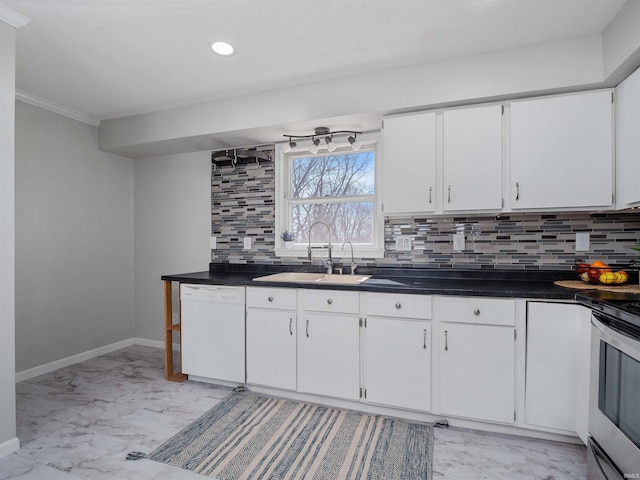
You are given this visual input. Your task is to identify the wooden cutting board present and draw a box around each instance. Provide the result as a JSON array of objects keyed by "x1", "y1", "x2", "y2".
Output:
[{"x1": 554, "y1": 280, "x2": 640, "y2": 293}]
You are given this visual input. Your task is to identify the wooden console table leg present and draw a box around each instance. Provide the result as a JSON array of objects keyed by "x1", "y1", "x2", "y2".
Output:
[{"x1": 164, "y1": 280, "x2": 187, "y2": 382}]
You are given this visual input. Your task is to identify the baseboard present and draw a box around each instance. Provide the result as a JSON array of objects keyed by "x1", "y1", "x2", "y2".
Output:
[
  {"x1": 133, "y1": 338, "x2": 179, "y2": 351},
  {"x1": 133, "y1": 337, "x2": 164, "y2": 349},
  {"x1": 15, "y1": 338, "x2": 134, "y2": 383},
  {"x1": 0, "y1": 437, "x2": 20, "y2": 458}
]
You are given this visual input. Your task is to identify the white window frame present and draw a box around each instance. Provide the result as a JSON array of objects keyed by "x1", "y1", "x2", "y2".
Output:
[{"x1": 274, "y1": 133, "x2": 384, "y2": 259}]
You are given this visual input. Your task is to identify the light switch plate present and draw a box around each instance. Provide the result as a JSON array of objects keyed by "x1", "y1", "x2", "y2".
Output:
[
  {"x1": 453, "y1": 233, "x2": 465, "y2": 251},
  {"x1": 243, "y1": 237, "x2": 251, "y2": 250},
  {"x1": 210, "y1": 236, "x2": 217, "y2": 249},
  {"x1": 576, "y1": 232, "x2": 590, "y2": 251}
]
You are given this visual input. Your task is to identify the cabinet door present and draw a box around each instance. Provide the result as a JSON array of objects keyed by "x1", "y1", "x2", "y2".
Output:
[
  {"x1": 443, "y1": 105, "x2": 503, "y2": 212},
  {"x1": 298, "y1": 313, "x2": 360, "y2": 401},
  {"x1": 526, "y1": 302, "x2": 591, "y2": 441},
  {"x1": 510, "y1": 90, "x2": 613, "y2": 210},
  {"x1": 246, "y1": 309, "x2": 297, "y2": 391},
  {"x1": 440, "y1": 323, "x2": 515, "y2": 423},
  {"x1": 365, "y1": 318, "x2": 431, "y2": 411},
  {"x1": 616, "y1": 67, "x2": 640, "y2": 207},
  {"x1": 382, "y1": 112, "x2": 436, "y2": 215}
]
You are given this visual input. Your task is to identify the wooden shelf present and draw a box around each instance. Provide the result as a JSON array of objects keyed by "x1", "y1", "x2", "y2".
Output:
[{"x1": 164, "y1": 280, "x2": 188, "y2": 383}]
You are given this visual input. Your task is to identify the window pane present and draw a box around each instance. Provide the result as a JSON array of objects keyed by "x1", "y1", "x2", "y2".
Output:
[
  {"x1": 291, "y1": 152, "x2": 374, "y2": 199},
  {"x1": 292, "y1": 202, "x2": 374, "y2": 244}
]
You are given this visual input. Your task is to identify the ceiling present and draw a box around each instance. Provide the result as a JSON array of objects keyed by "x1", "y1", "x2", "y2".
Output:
[{"x1": 3, "y1": 0, "x2": 629, "y2": 125}]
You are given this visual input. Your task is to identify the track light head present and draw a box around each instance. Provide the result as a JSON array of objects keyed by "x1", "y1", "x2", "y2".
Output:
[
  {"x1": 325, "y1": 136, "x2": 337, "y2": 152},
  {"x1": 309, "y1": 138, "x2": 321, "y2": 154},
  {"x1": 348, "y1": 135, "x2": 362, "y2": 151},
  {"x1": 282, "y1": 137, "x2": 297, "y2": 153}
]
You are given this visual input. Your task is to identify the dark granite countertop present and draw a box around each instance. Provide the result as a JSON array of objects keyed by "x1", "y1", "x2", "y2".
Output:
[{"x1": 159, "y1": 263, "x2": 625, "y2": 301}]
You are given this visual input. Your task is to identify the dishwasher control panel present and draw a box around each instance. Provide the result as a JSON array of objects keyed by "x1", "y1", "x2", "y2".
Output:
[{"x1": 180, "y1": 284, "x2": 245, "y2": 304}]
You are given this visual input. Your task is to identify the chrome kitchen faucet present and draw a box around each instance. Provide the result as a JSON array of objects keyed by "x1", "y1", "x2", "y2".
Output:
[{"x1": 307, "y1": 221, "x2": 333, "y2": 274}]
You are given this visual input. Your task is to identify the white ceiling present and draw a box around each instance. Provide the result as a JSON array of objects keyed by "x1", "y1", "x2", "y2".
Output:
[{"x1": 3, "y1": 0, "x2": 629, "y2": 124}]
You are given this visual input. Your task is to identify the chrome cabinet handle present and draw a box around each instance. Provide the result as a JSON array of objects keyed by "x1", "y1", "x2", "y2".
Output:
[
  {"x1": 423, "y1": 329, "x2": 427, "y2": 349},
  {"x1": 395, "y1": 302, "x2": 401, "y2": 309},
  {"x1": 268, "y1": 296, "x2": 273, "y2": 302},
  {"x1": 515, "y1": 182, "x2": 520, "y2": 201},
  {"x1": 306, "y1": 319, "x2": 309, "y2": 338},
  {"x1": 444, "y1": 330, "x2": 448, "y2": 351},
  {"x1": 448, "y1": 185, "x2": 451, "y2": 203},
  {"x1": 428, "y1": 186, "x2": 432, "y2": 204},
  {"x1": 289, "y1": 318, "x2": 293, "y2": 336},
  {"x1": 473, "y1": 308, "x2": 480, "y2": 316},
  {"x1": 327, "y1": 298, "x2": 333, "y2": 305}
]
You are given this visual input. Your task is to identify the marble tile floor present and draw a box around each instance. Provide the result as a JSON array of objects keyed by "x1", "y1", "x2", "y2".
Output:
[{"x1": 0, "y1": 345, "x2": 587, "y2": 479}]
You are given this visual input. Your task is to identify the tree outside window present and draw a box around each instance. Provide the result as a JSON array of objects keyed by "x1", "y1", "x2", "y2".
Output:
[{"x1": 287, "y1": 151, "x2": 375, "y2": 245}]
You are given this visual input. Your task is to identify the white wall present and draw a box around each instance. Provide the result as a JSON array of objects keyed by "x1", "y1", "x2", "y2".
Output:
[
  {"x1": 133, "y1": 151, "x2": 210, "y2": 342},
  {"x1": 0, "y1": 18, "x2": 19, "y2": 457},
  {"x1": 14, "y1": 101, "x2": 134, "y2": 372}
]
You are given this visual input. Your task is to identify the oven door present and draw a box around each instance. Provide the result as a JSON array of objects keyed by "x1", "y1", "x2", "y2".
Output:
[{"x1": 589, "y1": 313, "x2": 640, "y2": 479}]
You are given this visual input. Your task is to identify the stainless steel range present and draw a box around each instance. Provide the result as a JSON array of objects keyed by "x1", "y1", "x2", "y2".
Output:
[{"x1": 587, "y1": 297, "x2": 640, "y2": 479}]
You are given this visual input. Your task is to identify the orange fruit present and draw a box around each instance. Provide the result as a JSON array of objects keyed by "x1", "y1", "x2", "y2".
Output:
[{"x1": 591, "y1": 260, "x2": 612, "y2": 273}]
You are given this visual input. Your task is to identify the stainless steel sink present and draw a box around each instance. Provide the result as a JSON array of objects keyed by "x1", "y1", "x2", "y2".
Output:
[{"x1": 252, "y1": 272, "x2": 371, "y2": 285}]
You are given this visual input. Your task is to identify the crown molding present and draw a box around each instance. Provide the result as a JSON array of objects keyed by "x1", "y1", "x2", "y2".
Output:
[
  {"x1": 16, "y1": 90, "x2": 101, "y2": 127},
  {"x1": 0, "y1": 4, "x2": 30, "y2": 28}
]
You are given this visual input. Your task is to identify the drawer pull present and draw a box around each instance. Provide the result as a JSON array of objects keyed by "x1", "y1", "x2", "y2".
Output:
[
  {"x1": 395, "y1": 302, "x2": 402, "y2": 309},
  {"x1": 268, "y1": 296, "x2": 273, "y2": 302},
  {"x1": 306, "y1": 319, "x2": 309, "y2": 338},
  {"x1": 428, "y1": 186, "x2": 432, "y2": 204},
  {"x1": 327, "y1": 298, "x2": 333, "y2": 305},
  {"x1": 289, "y1": 318, "x2": 293, "y2": 336},
  {"x1": 473, "y1": 308, "x2": 480, "y2": 316},
  {"x1": 444, "y1": 330, "x2": 449, "y2": 351},
  {"x1": 423, "y1": 329, "x2": 427, "y2": 349}
]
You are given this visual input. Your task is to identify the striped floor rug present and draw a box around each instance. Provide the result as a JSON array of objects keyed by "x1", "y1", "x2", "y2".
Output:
[{"x1": 149, "y1": 392, "x2": 433, "y2": 480}]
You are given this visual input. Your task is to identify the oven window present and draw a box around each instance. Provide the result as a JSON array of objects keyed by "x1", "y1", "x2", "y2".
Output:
[{"x1": 599, "y1": 340, "x2": 640, "y2": 447}]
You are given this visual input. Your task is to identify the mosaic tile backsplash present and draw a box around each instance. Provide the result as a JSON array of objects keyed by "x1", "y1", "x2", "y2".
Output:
[{"x1": 211, "y1": 155, "x2": 640, "y2": 270}]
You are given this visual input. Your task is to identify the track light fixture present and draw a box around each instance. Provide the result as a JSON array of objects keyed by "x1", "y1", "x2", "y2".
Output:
[{"x1": 282, "y1": 127, "x2": 363, "y2": 154}]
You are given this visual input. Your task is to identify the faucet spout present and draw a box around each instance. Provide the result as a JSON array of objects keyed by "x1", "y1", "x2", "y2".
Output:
[
  {"x1": 342, "y1": 241, "x2": 357, "y2": 275},
  {"x1": 308, "y1": 221, "x2": 333, "y2": 273}
]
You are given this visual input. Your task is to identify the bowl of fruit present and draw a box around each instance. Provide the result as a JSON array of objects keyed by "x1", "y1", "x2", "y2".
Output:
[{"x1": 576, "y1": 261, "x2": 629, "y2": 285}]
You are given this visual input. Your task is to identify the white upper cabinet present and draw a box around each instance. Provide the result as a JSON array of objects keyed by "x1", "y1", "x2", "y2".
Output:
[
  {"x1": 443, "y1": 105, "x2": 503, "y2": 212},
  {"x1": 382, "y1": 112, "x2": 437, "y2": 215},
  {"x1": 616, "y1": 67, "x2": 640, "y2": 208},
  {"x1": 509, "y1": 90, "x2": 613, "y2": 211}
]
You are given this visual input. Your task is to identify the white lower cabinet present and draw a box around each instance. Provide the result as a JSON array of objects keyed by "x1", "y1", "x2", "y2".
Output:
[
  {"x1": 246, "y1": 287, "x2": 297, "y2": 391},
  {"x1": 246, "y1": 309, "x2": 297, "y2": 391},
  {"x1": 365, "y1": 318, "x2": 431, "y2": 411},
  {"x1": 298, "y1": 312, "x2": 360, "y2": 401},
  {"x1": 438, "y1": 297, "x2": 516, "y2": 424},
  {"x1": 525, "y1": 302, "x2": 591, "y2": 442}
]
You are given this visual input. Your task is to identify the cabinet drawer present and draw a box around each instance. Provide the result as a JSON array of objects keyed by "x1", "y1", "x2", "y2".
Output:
[
  {"x1": 366, "y1": 293, "x2": 431, "y2": 319},
  {"x1": 302, "y1": 290, "x2": 360, "y2": 314},
  {"x1": 246, "y1": 287, "x2": 297, "y2": 310},
  {"x1": 439, "y1": 296, "x2": 515, "y2": 326}
]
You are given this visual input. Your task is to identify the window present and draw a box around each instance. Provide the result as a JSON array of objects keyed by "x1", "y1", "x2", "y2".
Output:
[{"x1": 275, "y1": 136, "x2": 383, "y2": 258}]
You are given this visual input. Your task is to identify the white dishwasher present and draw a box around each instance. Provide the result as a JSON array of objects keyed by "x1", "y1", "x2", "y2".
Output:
[{"x1": 180, "y1": 284, "x2": 245, "y2": 384}]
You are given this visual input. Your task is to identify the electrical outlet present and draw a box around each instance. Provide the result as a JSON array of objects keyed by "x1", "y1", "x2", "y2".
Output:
[
  {"x1": 395, "y1": 235, "x2": 412, "y2": 251},
  {"x1": 210, "y1": 236, "x2": 217, "y2": 249},
  {"x1": 453, "y1": 233, "x2": 465, "y2": 251},
  {"x1": 576, "y1": 232, "x2": 590, "y2": 251},
  {"x1": 243, "y1": 237, "x2": 251, "y2": 250}
]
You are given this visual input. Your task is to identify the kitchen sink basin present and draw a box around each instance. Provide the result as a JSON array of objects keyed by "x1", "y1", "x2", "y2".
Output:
[{"x1": 252, "y1": 272, "x2": 371, "y2": 285}]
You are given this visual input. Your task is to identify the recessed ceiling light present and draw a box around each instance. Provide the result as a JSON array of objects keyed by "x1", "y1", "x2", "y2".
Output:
[{"x1": 211, "y1": 41, "x2": 235, "y2": 56}]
